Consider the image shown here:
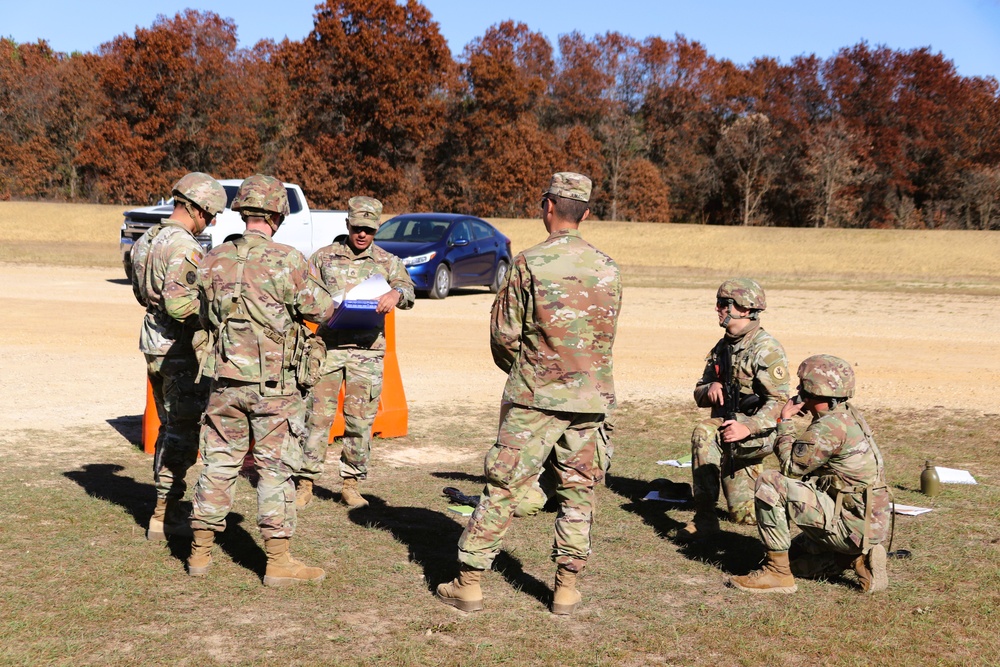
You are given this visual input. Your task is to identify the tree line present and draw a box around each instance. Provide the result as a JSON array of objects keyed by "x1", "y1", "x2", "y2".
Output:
[{"x1": 1, "y1": 0, "x2": 998, "y2": 229}]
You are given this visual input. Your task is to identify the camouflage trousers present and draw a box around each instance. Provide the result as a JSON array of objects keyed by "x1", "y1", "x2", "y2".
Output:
[
  {"x1": 301, "y1": 348, "x2": 384, "y2": 480},
  {"x1": 458, "y1": 404, "x2": 609, "y2": 573},
  {"x1": 516, "y1": 407, "x2": 616, "y2": 517},
  {"x1": 754, "y1": 470, "x2": 867, "y2": 555},
  {"x1": 145, "y1": 351, "x2": 209, "y2": 503},
  {"x1": 691, "y1": 417, "x2": 773, "y2": 522},
  {"x1": 190, "y1": 380, "x2": 306, "y2": 540}
]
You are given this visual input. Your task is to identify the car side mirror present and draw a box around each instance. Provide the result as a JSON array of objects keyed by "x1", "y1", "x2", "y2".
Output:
[{"x1": 450, "y1": 238, "x2": 470, "y2": 247}]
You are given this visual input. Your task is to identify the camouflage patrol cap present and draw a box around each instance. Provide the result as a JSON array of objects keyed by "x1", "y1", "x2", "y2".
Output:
[
  {"x1": 717, "y1": 278, "x2": 766, "y2": 311},
  {"x1": 231, "y1": 174, "x2": 289, "y2": 217},
  {"x1": 172, "y1": 172, "x2": 226, "y2": 216},
  {"x1": 347, "y1": 196, "x2": 383, "y2": 229},
  {"x1": 544, "y1": 172, "x2": 592, "y2": 203},
  {"x1": 797, "y1": 354, "x2": 855, "y2": 398}
]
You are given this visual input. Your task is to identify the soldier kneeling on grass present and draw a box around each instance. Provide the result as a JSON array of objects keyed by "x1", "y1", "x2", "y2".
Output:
[{"x1": 728, "y1": 355, "x2": 890, "y2": 594}]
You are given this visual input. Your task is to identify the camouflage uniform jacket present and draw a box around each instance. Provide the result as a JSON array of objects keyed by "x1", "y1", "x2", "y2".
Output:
[
  {"x1": 491, "y1": 228, "x2": 621, "y2": 413},
  {"x1": 310, "y1": 236, "x2": 415, "y2": 350},
  {"x1": 693, "y1": 324, "x2": 790, "y2": 436},
  {"x1": 775, "y1": 402, "x2": 891, "y2": 547},
  {"x1": 130, "y1": 221, "x2": 203, "y2": 355},
  {"x1": 197, "y1": 230, "x2": 334, "y2": 396}
]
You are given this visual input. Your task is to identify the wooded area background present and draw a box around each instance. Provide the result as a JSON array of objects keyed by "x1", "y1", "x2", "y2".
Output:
[{"x1": 1, "y1": 0, "x2": 998, "y2": 228}]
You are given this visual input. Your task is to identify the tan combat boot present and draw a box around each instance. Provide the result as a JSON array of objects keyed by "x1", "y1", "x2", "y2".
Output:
[
  {"x1": 677, "y1": 508, "x2": 720, "y2": 541},
  {"x1": 188, "y1": 529, "x2": 215, "y2": 577},
  {"x1": 149, "y1": 498, "x2": 193, "y2": 541},
  {"x1": 436, "y1": 566, "x2": 485, "y2": 612},
  {"x1": 263, "y1": 537, "x2": 326, "y2": 587},
  {"x1": 852, "y1": 544, "x2": 888, "y2": 593},
  {"x1": 295, "y1": 478, "x2": 314, "y2": 509},
  {"x1": 728, "y1": 551, "x2": 798, "y2": 594},
  {"x1": 340, "y1": 477, "x2": 369, "y2": 508},
  {"x1": 551, "y1": 566, "x2": 582, "y2": 615}
]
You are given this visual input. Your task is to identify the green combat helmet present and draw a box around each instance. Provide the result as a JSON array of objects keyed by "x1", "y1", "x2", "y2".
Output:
[
  {"x1": 797, "y1": 354, "x2": 855, "y2": 398},
  {"x1": 717, "y1": 278, "x2": 766, "y2": 311},
  {"x1": 232, "y1": 174, "x2": 290, "y2": 220},
  {"x1": 717, "y1": 278, "x2": 766, "y2": 326},
  {"x1": 172, "y1": 172, "x2": 226, "y2": 217}
]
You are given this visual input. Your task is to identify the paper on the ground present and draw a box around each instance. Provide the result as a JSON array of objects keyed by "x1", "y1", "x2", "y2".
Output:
[
  {"x1": 332, "y1": 274, "x2": 392, "y2": 306},
  {"x1": 935, "y1": 466, "x2": 977, "y2": 485},
  {"x1": 657, "y1": 457, "x2": 692, "y2": 468},
  {"x1": 892, "y1": 503, "x2": 933, "y2": 516},
  {"x1": 643, "y1": 491, "x2": 690, "y2": 503}
]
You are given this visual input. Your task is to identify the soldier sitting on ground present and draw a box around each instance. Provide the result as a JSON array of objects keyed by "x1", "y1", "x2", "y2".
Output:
[{"x1": 728, "y1": 354, "x2": 890, "y2": 594}]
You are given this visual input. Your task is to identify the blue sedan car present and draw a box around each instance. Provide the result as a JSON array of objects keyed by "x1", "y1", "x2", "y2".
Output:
[{"x1": 374, "y1": 213, "x2": 513, "y2": 299}]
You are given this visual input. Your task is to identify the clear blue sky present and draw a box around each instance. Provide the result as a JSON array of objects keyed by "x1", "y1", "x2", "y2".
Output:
[{"x1": 4, "y1": 0, "x2": 999, "y2": 79}]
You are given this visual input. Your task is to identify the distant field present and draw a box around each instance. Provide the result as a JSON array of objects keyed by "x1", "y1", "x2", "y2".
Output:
[{"x1": 2, "y1": 202, "x2": 998, "y2": 293}]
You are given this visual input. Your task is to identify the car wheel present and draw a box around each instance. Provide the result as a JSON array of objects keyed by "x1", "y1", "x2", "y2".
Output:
[
  {"x1": 489, "y1": 260, "x2": 509, "y2": 293},
  {"x1": 429, "y1": 264, "x2": 451, "y2": 299},
  {"x1": 123, "y1": 261, "x2": 133, "y2": 282}
]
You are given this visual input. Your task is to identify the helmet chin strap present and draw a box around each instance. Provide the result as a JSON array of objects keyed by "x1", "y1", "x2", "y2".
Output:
[{"x1": 720, "y1": 303, "x2": 757, "y2": 328}]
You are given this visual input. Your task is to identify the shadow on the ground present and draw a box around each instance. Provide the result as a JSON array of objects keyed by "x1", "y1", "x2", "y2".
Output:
[
  {"x1": 430, "y1": 471, "x2": 486, "y2": 485},
  {"x1": 606, "y1": 473, "x2": 765, "y2": 575},
  {"x1": 106, "y1": 415, "x2": 144, "y2": 450},
  {"x1": 347, "y1": 495, "x2": 550, "y2": 607},
  {"x1": 106, "y1": 278, "x2": 131, "y2": 286},
  {"x1": 63, "y1": 462, "x2": 264, "y2": 577}
]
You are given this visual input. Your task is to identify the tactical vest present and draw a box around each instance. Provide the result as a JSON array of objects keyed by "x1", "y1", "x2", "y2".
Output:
[
  {"x1": 810, "y1": 403, "x2": 890, "y2": 550},
  {"x1": 208, "y1": 235, "x2": 303, "y2": 397}
]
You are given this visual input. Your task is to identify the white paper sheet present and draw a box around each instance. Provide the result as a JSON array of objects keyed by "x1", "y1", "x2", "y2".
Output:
[
  {"x1": 643, "y1": 491, "x2": 691, "y2": 503},
  {"x1": 934, "y1": 466, "x2": 977, "y2": 485},
  {"x1": 892, "y1": 503, "x2": 933, "y2": 516},
  {"x1": 656, "y1": 460, "x2": 692, "y2": 468},
  {"x1": 332, "y1": 274, "x2": 392, "y2": 306}
]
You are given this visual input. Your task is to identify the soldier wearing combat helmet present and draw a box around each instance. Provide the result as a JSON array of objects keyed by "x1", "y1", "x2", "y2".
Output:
[
  {"x1": 187, "y1": 174, "x2": 337, "y2": 587},
  {"x1": 129, "y1": 171, "x2": 225, "y2": 541},
  {"x1": 728, "y1": 355, "x2": 891, "y2": 594},
  {"x1": 297, "y1": 195, "x2": 415, "y2": 509},
  {"x1": 678, "y1": 278, "x2": 791, "y2": 540},
  {"x1": 437, "y1": 172, "x2": 621, "y2": 616}
]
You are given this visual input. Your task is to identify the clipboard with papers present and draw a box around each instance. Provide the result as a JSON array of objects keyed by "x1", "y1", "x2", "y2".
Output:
[{"x1": 326, "y1": 274, "x2": 393, "y2": 330}]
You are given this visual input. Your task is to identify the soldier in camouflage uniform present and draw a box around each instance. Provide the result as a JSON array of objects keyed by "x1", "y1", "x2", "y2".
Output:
[
  {"x1": 437, "y1": 173, "x2": 621, "y2": 615},
  {"x1": 129, "y1": 172, "x2": 226, "y2": 541},
  {"x1": 297, "y1": 196, "x2": 415, "y2": 509},
  {"x1": 729, "y1": 355, "x2": 890, "y2": 594},
  {"x1": 678, "y1": 279, "x2": 790, "y2": 540},
  {"x1": 187, "y1": 175, "x2": 337, "y2": 587}
]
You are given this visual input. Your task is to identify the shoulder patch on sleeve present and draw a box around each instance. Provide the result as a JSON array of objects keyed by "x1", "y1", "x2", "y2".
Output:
[
  {"x1": 770, "y1": 364, "x2": 787, "y2": 381},
  {"x1": 182, "y1": 256, "x2": 199, "y2": 286}
]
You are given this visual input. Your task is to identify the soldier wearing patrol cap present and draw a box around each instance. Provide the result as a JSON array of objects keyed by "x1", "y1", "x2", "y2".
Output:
[
  {"x1": 129, "y1": 171, "x2": 226, "y2": 541},
  {"x1": 437, "y1": 172, "x2": 621, "y2": 616},
  {"x1": 728, "y1": 354, "x2": 890, "y2": 594},
  {"x1": 187, "y1": 174, "x2": 338, "y2": 586},
  {"x1": 678, "y1": 278, "x2": 791, "y2": 540},
  {"x1": 297, "y1": 196, "x2": 415, "y2": 509}
]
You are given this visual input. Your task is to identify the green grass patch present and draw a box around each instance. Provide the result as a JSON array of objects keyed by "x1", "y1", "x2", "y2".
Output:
[{"x1": 1, "y1": 402, "x2": 996, "y2": 666}]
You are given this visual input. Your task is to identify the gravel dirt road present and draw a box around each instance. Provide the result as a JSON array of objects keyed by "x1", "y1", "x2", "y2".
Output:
[{"x1": 1, "y1": 263, "x2": 995, "y2": 434}]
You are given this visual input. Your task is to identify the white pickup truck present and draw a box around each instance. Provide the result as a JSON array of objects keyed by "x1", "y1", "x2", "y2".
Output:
[{"x1": 119, "y1": 180, "x2": 348, "y2": 278}]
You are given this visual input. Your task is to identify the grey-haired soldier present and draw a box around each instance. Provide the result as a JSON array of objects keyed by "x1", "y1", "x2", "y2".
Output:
[
  {"x1": 679, "y1": 279, "x2": 790, "y2": 540},
  {"x1": 728, "y1": 355, "x2": 890, "y2": 594},
  {"x1": 130, "y1": 172, "x2": 226, "y2": 541}
]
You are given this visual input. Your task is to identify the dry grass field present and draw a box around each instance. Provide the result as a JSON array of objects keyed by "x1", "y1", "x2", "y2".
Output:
[{"x1": 1, "y1": 201, "x2": 998, "y2": 666}]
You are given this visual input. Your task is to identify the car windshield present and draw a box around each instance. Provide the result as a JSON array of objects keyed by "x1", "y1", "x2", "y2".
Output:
[{"x1": 375, "y1": 218, "x2": 452, "y2": 243}]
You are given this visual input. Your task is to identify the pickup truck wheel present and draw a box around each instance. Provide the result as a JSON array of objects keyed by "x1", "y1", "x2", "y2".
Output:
[
  {"x1": 429, "y1": 264, "x2": 451, "y2": 299},
  {"x1": 123, "y1": 261, "x2": 133, "y2": 281},
  {"x1": 489, "y1": 260, "x2": 508, "y2": 293}
]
